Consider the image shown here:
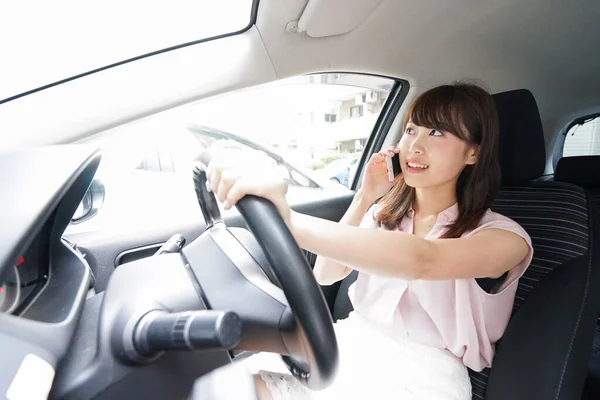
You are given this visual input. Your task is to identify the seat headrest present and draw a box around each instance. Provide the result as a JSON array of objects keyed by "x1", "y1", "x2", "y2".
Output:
[
  {"x1": 493, "y1": 89, "x2": 546, "y2": 184},
  {"x1": 554, "y1": 156, "x2": 600, "y2": 188}
]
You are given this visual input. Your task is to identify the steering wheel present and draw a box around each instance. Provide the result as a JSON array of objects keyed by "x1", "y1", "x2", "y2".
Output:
[{"x1": 189, "y1": 152, "x2": 339, "y2": 390}]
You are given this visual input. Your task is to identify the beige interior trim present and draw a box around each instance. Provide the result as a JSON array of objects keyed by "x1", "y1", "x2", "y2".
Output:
[{"x1": 297, "y1": 0, "x2": 383, "y2": 38}]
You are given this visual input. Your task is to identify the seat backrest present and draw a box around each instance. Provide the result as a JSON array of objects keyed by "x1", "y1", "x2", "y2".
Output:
[
  {"x1": 555, "y1": 155, "x2": 600, "y2": 206},
  {"x1": 332, "y1": 89, "x2": 600, "y2": 400}
]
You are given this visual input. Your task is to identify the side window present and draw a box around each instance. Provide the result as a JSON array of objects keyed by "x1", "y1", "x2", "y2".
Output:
[
  {"x1": 562, "y1": 116, "x2": 600, "y2": 157},
  {"x1": 83, "y1": 73, "x2": 397, "y2": 199}
]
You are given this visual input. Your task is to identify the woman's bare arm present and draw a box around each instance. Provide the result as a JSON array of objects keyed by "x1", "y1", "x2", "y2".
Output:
[
  {"x1": 312, "y1": 190, "x2": 375, "y2": 285},
  {"x1": 291, "y1": 212, "x2": 529, "y2": 282}
]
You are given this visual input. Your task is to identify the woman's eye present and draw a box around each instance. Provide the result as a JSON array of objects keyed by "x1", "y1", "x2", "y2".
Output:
[
  {"x1": 405, "y1": 127, "x2": 414, "y2": 135},
  {"x1": 430, "y1": 130, "x2": 443, "y2": 136}
]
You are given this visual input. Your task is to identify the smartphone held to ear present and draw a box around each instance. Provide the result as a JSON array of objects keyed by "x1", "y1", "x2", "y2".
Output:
[{"x1": 386, "y1": 154, "x2": 401, "y2": 182}]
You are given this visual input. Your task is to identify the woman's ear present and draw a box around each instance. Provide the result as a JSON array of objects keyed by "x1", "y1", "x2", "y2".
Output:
[{"x1": 466, "y1": 145, "x2": 479, "y2": 165}]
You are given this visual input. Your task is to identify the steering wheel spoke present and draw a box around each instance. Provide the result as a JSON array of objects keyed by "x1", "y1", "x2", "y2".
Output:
[{"x1": 186, "y1": 152, "x2": 339, "y2": 390}]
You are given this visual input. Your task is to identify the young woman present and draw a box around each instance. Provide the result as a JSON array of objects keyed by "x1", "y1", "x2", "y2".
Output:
[{"x1": 205, "y1": 82, "x2": 533, "y2": 399}]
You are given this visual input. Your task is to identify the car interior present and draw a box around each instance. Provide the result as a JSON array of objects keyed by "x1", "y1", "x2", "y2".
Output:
[{"x1": 1, "y1": 0, "x2": 600, "y2": 399}]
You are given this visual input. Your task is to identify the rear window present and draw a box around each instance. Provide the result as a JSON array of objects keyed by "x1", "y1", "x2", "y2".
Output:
[{"x1": 562, "y1": 116, "x2": 600, "y2": 157}]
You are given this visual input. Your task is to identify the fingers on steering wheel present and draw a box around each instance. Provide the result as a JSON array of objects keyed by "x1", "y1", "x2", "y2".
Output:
[
  {"x1": 225, "y1": 180, "x2": 254, "y2": 210},
  {"x1": 217, "y1": 169, "x2": 239, "y2": 207},
  {"x1": 207, "y1": 156, "x2": 228, "y2": 193},
  {"x1": 205, "y1": 163, "x2": 217, "y2": 192}
]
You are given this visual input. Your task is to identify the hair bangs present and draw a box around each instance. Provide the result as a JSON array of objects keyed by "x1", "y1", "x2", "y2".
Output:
[{"x1": 408, "y1": 86, "x2": 473, "y2": 143}]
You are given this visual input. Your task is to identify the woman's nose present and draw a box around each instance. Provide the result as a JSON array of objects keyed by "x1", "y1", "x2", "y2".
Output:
[{"x1": 408, "y1": 135, "x2": 426, "y2": 154}]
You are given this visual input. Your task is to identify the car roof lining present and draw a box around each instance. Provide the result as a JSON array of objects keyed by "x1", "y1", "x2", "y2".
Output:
[{"x1": 1, "y1": 0, "x2": 599, "y2": 173}]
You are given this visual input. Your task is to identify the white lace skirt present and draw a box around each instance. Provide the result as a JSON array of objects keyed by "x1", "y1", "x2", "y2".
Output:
[{"x1": 243, "y1": 311, "x2": 471, "y2": 400}]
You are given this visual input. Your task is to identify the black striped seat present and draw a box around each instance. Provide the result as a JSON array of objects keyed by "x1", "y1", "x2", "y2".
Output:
[
  {"x1": 553, "y1": 155, "x2": 600, "y2": 398},
  {"x1": 494, "y1": 184, "x2": 590, "y2": 314},
  {"x1": 330, "y1": 89, "x2": 600, "y2": 400},
  {"x1": 555, "y1": 156, "x2": 600, "y2": 209},
  {"x1": 469, "y1": 182, "x2": 592, "y2": 399}
]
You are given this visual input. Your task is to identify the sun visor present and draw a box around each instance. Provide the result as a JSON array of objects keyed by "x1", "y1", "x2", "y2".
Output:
[{"x1": 297, "y1": 0, "x2": 383, "y2": 38}]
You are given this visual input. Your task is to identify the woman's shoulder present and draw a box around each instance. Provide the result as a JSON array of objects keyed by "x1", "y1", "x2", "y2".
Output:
[
  {"x1": 468, "y1": 209, "x2": 531, "y2": 244},
  {"x1": 480, "y1": 208, "x2": 517, "y2": 225}
]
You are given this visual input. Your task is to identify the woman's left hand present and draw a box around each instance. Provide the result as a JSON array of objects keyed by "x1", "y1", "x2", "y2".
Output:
[{"x1": 205, "y1": 147, "x2": 292, "y2": 224}]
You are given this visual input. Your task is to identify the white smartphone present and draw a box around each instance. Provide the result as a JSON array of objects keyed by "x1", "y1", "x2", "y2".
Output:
[{"x1": 385, "y1": 153, "x2": 401, "y2": 182}]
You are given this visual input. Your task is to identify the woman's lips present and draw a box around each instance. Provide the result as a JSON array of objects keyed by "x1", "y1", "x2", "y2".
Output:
[{"x1": 406, "y1": 160, "x2": 429, "y2": 173}]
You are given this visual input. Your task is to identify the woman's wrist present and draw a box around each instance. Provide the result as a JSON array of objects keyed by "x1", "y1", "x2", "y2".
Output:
[
  {"x1": 286, "y1": 190, "x2": 374, "y2": 247},
  {"x1": 287, "y1": 210, "x2": 307, "y2": 246},
  {"x1": 354, "y1": 188, "x2": 376, "y2": 208}
]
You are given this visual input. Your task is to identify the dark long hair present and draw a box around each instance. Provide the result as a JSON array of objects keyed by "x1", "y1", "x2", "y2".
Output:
[{"x1": 376, "y1": 82, "x2": 501, "y2": 238}]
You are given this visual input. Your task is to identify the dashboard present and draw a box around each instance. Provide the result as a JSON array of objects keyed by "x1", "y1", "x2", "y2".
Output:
[
  {"x1": 0, "y1": 146, "x2": 236, "y2": 400},
  {"x1": 0, "y1": 146, "x2": 100, "y2": 398},
  {"x1": 0, "y1": 224, "x2": 51, "y2": 315},
  {"x1": 0, "y1": 145, "x2": 323, "y2": 399}
]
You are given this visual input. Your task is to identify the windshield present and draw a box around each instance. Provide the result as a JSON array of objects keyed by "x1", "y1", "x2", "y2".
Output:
[{"x1": 0, "y1": 0, "x2": 255, "y2": 102}]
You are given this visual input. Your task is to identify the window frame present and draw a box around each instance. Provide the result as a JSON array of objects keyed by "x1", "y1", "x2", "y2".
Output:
[
  {"x1": 349, "y1": 76, "x2": 409, "y2": 191},
  {"x1": 553, "y1": 112, "x2": 600, "y2": 169}
]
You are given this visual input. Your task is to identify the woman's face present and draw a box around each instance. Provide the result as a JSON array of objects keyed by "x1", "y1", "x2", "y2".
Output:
[{"x1": 398, "y1": 121, "x2": 477, "y2": 189}]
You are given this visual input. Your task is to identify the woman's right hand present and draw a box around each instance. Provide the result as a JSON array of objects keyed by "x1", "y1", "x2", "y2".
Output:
[
  {"x1": 360, "y1": 146, "x2": 404, "y2": 202},
  {"x1": 205, "y1": 146, "x2": 292, "y2": 224}
]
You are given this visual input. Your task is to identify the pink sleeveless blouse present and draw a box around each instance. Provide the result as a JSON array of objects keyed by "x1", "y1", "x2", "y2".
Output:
[{"x1": 348, "y1": 203, "x2": 533, "y2": 371}]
